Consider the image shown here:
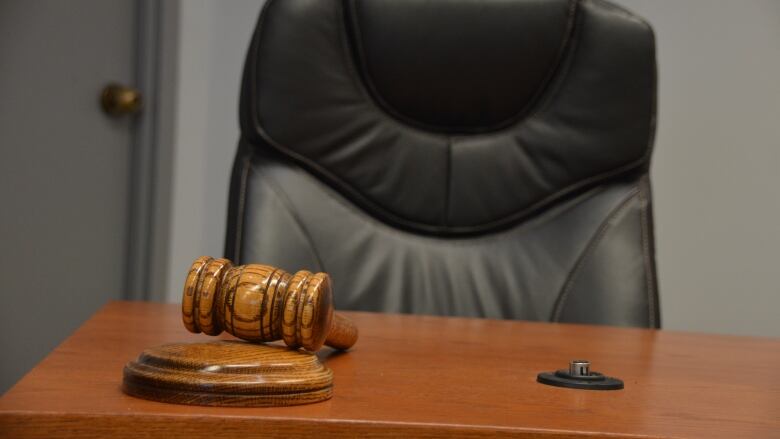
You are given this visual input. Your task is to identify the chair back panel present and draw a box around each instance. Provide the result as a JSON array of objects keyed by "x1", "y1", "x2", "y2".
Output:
[{"x1": 228, "y1": 0, "x2": 659, "y2": 327}]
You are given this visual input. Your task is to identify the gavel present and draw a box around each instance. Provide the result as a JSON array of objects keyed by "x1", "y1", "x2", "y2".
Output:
[{"x1": 182, "y1": 256, "x2": 358, "y2": 351}]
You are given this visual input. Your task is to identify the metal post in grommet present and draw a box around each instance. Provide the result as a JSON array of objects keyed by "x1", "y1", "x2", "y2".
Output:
[{"x1": 537, "y1": 360, "x2": 624, "y2": 390}]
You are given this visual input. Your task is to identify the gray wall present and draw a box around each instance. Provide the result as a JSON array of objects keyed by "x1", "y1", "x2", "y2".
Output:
[
  {"x1": 163, "y1": 0, "x2": 780, "y2": 337},
  {"x1": 615, "y1": 0, "x2": 780, "y2": 337},
  {"x1": 164, "y1": 0, "x2": 263, "y2": 298}
]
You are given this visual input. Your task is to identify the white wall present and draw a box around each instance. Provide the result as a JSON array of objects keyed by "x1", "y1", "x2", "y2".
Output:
[{"x1": 165, "y1": 0, "x2": 780, "y2": 337}]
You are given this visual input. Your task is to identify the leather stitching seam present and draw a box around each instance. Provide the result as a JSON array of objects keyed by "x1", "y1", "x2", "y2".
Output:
[
  {"x1": 638, "y1": 174, "x2": 659, "y2": 327},
  {"x1": 550, "y1": 187, "x2": 640, "y2": 321},
  {"x1": 232, "y1": 147, "x2": 252, "y2": 262},
  {"x1": 638, "y1": 179, "x2": 654, "y2": 327},
  {"x1": 252, "y1": 161, "x2": 327, "y2": 273},
  {"x1": 258, "y1": 150, "x2": 612, "y2": 245}
]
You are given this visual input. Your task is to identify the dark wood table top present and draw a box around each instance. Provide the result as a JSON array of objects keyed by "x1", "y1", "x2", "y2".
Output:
[{"x1": 1, "y1": 301, "x2": 778, "y2": 438}]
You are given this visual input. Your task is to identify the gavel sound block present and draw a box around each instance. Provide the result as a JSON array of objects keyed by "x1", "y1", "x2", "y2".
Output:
[
  {"x1": 122, "y1": 257, "x2": 357, "y2": 407},
  {"x1": 122, "y1": 340, "x2": 333, "y2": 407}
]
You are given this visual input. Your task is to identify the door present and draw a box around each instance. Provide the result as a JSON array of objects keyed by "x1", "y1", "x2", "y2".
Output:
[{"x1": 0, "y1": 0, "x2": 139, "y2": 393}]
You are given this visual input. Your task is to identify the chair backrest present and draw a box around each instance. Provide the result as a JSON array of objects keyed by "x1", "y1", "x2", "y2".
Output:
[{"x1": 226, "y1": 0, "x2": 659, "y2": 327}]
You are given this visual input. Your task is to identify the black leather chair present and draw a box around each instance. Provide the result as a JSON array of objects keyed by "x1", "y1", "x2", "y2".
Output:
[{"x1": 225, "y1": 0, "x2": 660, "y2": 327}]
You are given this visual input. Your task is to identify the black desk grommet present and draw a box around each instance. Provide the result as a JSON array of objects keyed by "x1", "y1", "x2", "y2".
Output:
[{"x1": 537, "y1": 360, "x2": 624, "y2": 390}]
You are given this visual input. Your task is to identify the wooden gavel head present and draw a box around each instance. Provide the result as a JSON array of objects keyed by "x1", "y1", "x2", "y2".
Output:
[{"x1": 182, "y1": 256, "x2": 357, "y2": 352}]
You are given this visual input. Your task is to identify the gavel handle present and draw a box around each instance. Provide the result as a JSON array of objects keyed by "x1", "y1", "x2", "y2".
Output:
[{"x1": 325, "y1": 313, "x2": 359, "y2": 350}]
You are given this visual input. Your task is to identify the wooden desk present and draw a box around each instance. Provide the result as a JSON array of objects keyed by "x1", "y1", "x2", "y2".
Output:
[{"x1": 1, "y1": 301, "x2": 778, "y2": 438}]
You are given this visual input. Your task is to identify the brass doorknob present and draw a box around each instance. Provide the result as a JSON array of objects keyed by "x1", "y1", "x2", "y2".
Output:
[{"x1": 100, "y1": 83, "x2": 142, "y2": 116}]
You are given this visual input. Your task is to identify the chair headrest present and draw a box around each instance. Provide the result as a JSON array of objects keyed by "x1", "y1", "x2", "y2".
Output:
[{"x1": 240, "y1": 0, "x2": 656, "y2": 234}]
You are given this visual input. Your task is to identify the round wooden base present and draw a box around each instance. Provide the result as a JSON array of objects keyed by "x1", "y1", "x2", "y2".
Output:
[{"x1": 122, "y1": 340, "x2": 333, "y2": 407}]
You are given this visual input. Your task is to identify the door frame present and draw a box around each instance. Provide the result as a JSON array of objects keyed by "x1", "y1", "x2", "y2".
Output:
[{"x1": 124, "y1": 0, "x2": 179, "y2": 301}]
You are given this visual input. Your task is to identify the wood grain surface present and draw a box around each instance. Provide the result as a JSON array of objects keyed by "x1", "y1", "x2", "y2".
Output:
[
  {"x1": 1, "y1": 301, "x2": 779, "y2": 438},
  {"x1": 122, "y1": 341, "x2": 333, "y2": 407},
  {"x1": 182, "y1": 256, "x2": 357, "y2": 351}
]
